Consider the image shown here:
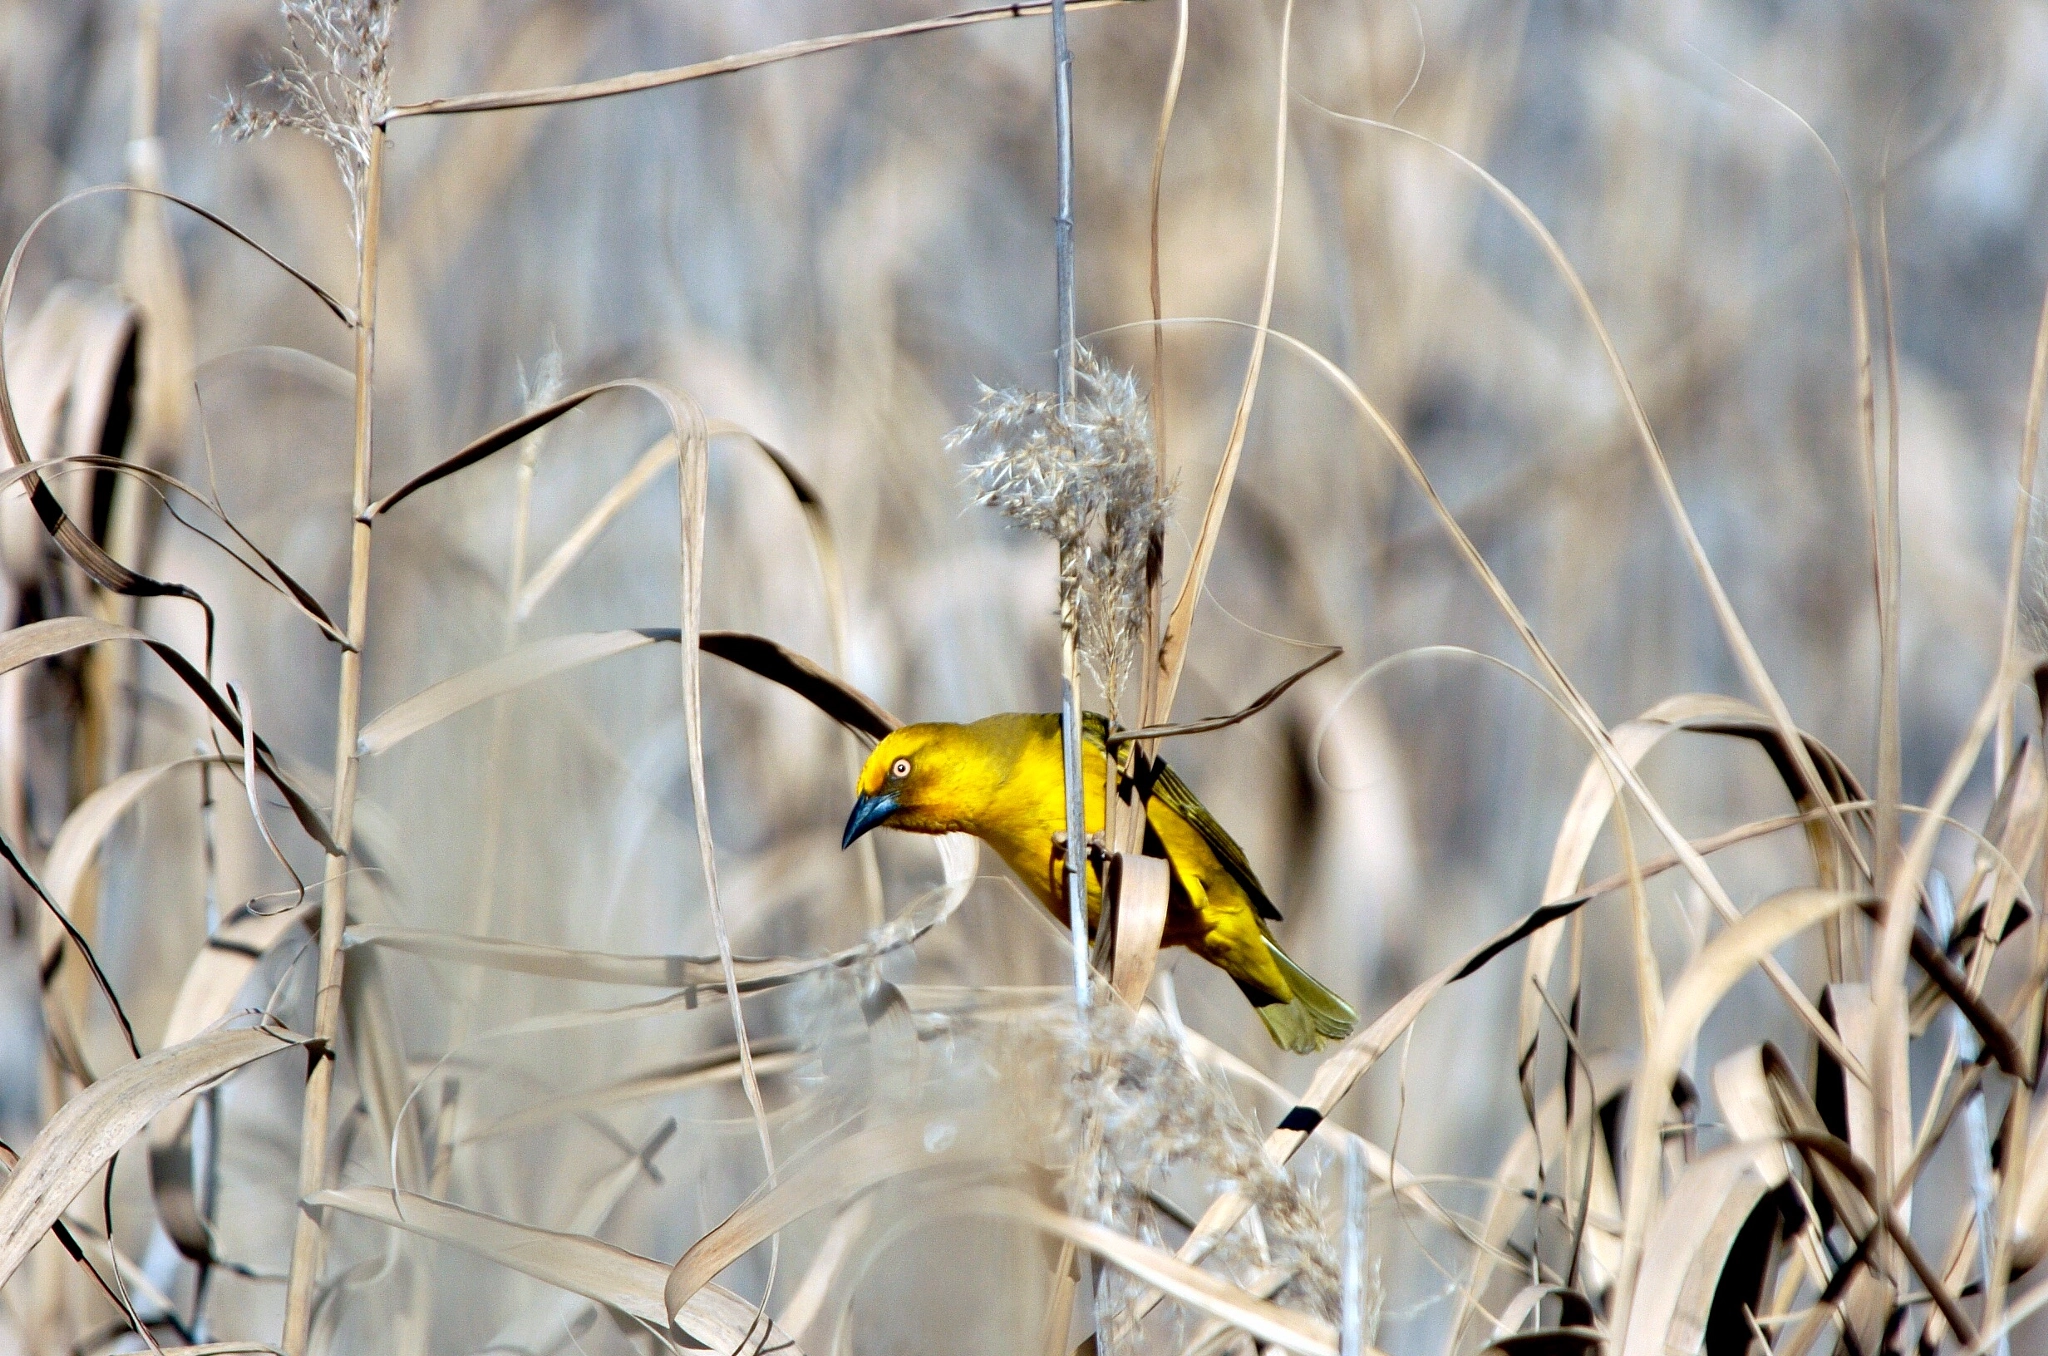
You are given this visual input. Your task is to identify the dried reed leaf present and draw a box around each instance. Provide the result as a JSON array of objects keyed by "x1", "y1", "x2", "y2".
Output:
[
  {"x1": 945, "y1": 1185, "x2": 1352, "y2": 1356},
  {"x1": 458, "y1": 1042, "x2": 804, "y2": 1146},
  {"x1": 345, "y1": 833, "x2": 972, "y2": 991},
  {"x1": 1110, "y1": 645, "x2": 1339, "y2": 745},
  {"x1": 1108, "y1": 854, "x2": 1170, "y2": 1005},
  {"x1": 361, "y1": 626, "x2": 901, "y2": 762},
  {"x1": 1150, "y1": 0, "x2": 1293, "y2": 723},
  {"x1": 1613, "y1": 888, "x2": 1862, "y2": 1321},
  {"x1": 0, "y1": 453, "x2": 351, "y2": 646},
  {"x1": 515, "y1": 420, "x2": 844, "y2": 633},
  {"x1": 1, "y1": 185, "x2": 347, "y2": 607},
  {"x1": 513, "y1": 434, "x2": 674, "y2": 619},
  {"x1": 386, "y1": 1, "x2": 1132, "y2": 121},
  {"x1": 700, "y1": 630, "x2": 901, "y2": 741},
  {"x1": 356, "y1": 629, "x2": 673, "y2": 755},
  {"x1": 1143, "y1": 888, "x2": 1592, "y2": 1337},
  {"x1": 42, "y1": 756, "x2": 223, "y2": 986},
  {"x1": 0, "y1": 615, "x2": 336, "y2": 851},
  {"x1": 1520, "y1": 693, "x2": 1872, "y2": 1143},
  {"x1": 474, "y1": 1121, "x2": 678, "y2": 1356},
  {"x1": 308, "y1": 1186, "x2": 804, "y2": 1354},
  {"x1": 1446, "y1": 1054, "x2": 1634, "y2": 1352},
  {"x1": 1141, "y1": 318, "x2": 1867, "y2": 1085},
  {"x1": 663, "y1": 1111, "x2": 1009, "y2": 1321},
  {"x1": 151, "y1": 896, "x2": 316, "y2": 1262},
  {"x1": 1314, "y1": 115, "x2": 1871, "y2": 896},
  {"x1": 1614, "y1": 1147, "x2": 1777, "y2": 1356},
  {"x1": 0, "y1": 1024, "x2": 305, "y2": 1288}
]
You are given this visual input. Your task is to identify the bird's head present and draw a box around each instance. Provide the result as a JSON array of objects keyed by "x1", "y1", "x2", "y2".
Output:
[{"x1": 842, "y1": 723, "x2": 973, "y2": 847}]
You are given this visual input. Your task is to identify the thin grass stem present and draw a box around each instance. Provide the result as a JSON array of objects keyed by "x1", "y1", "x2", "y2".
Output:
[{"x1": 280, "y1": 125, "x2": 383, "y2": 1356}]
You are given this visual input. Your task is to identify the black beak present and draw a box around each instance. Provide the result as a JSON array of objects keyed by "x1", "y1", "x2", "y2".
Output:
[{"x1": 841, "y1": 791, "x2": 899, "y2": 849}]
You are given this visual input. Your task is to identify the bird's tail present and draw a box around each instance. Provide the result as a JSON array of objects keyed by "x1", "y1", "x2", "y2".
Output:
[{"x1": 1247, "y1": 943, "x2": 1359, "y2": 1054}]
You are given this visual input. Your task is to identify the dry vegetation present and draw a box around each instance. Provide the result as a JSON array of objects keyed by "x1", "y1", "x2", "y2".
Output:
[{"x1": 3, "y1": 1, "x2": 2048, "y2": 1354}]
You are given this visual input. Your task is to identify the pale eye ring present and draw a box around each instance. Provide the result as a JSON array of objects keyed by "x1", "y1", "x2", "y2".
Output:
[{"x1": 890, "y1": 757, "x2": 912, "y2": 780}]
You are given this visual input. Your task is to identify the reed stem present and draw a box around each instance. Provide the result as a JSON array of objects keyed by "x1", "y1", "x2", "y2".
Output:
[{"x1": 279, "y1": 125, "x2": 383, "y2": 1356}]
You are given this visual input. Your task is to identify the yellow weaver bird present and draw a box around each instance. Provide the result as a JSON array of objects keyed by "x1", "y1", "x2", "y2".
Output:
[{"x1": 842, "y1": 713, "x2": 1358, "y2": 1053}]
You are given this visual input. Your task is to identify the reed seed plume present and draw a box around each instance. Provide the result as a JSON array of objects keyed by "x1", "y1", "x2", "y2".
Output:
[
  {"x1": 217, "y1": 0, "x2": 398, "y2": 243},
  {"x1": 1012, "y1": 1002, "x2": 1346, "y2": 1343},
  {"x1": 952, "y1": 345, "x2": 1169, "y2": 717}
]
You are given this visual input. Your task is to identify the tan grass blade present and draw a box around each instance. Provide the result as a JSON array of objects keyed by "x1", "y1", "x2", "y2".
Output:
[
  {"x1": 1614, "y1": 1147, "x2": 1780, "y2": 1356},
  {"x1": 1135, "y1": 317, "x2": 1867, "y2": 1079},
  {"x1": 1109, "y1": 854, "x2": 1170, "y2": 1005},
  {"x1": 357, "y1": 629, "x2": 671, "y2": 755},
  {"x1": 1149, "y1": 0, "x2": 1294, "y2": 724},
  {"x1": 1865, "y1": 663, "x2": 2016, "y2": 1266},
  {"x1": 1613, "y1": 887, "x2": 1863, "y2": 1322},
  {"x1": 513, "y1": 434, "x2": 673, "y2": 618},
  {"x1": 42, "y1": 756, "x2": 222, "y2": 976},
  {"x1": 663, "y1": 1111, "x2": 1007, "y2": 1321},
  {"x1": 0, "y1": 453, "x2": 350, "y2": 647},
  {"x1": 0, "y1": 616, "x2": 334, "y2": 850},
  {"x1": 1112, "y1": 645, "x2": 1339, "y2": 745},
  {"x1": 150, "y1": 899, "x2": 314, "y2": 1262},
  {"x1": 1446, "y1": 1054, "x2": 1635, "y2": 1353},
  {"x1": 386, "y1": 1, "x2": 1132, "y2": 121},
  {"x1": 308, "y1": 1186, "x2": 803, "y2": 1354},
  {"x1": 1, "y1": 186, "x2": 347, "y2": 607},
  {"x1": 1310, "y1": 115, "x2": 1871, "y2": 892},
  {"x1": 947, "y1": 1185, "x2": 1352, "y2": 1356},
  {"x1": 515, "y1": 421, "x2": 841, "y2": 625},
  {"x1": 458, "y1": 1043, "x2": 804, "y2": 1146},
  {"x1": 1517, "y1": 693, "x2": 1872, "y2": 1161},
  {"x1": 1152, "y1": 887, "x2": 1597, "y2": 1327},
  {"x1": 360, "y1": 628, "x2": 900, "y2": 757},
  {"x1": 0, "y1": 1024, "x2": 305, "y2": 1288}
]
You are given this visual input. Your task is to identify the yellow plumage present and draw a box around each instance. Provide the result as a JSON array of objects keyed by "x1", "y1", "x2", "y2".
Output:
[{"x1": 842, "y1": 713, "x2": 1357, "y2": 1053}]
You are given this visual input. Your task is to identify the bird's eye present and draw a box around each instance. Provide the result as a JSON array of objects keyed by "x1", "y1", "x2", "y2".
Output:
[{"x1": 890, "y1": 758, "x2": 912, "y2": 780}]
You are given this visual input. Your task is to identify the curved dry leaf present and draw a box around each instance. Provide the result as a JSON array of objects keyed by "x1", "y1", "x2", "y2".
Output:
[
  {"x1": 0, "y1": 616, "x2": 335, "y2": 852},
  {"x1": 360, "y1": 628, "x2": 899, "y2": 758},
  {"x1": 664, "y1": 1110, "x2": 1008, "y2": 1322},
  {"x1": 1161, "y1": 889, "x2": 1592, "y2": 1292},
  {"x1": 943, "y1": 1186, "x2": 1351, "y2": 1356},
  {"x1": 1149, "y1": 0, "x2": 1293, "y2": 723},
  {"x1": 346, "y1": 832, "x2": 975, "y2": 992},
  {"x1": 0, "y1": 454, "x2": 349, "y2": 645},
  {"x1": 387, "y1": 1, "x2": 1130, "y2": 119},
  {"x1": 1449, "y1": 1055, "x2": 1635, "y2": 1353},
  {"x1": 1614, "y1": 888, "x2": 1861, "y2": 1320},
  {"x1": 515, "y1": 421, "x2": 843, "y2": 632},
  {"x1": 1318, "y1": 115, "x2": 1873, "y2": 902},
  {"x1": 1, "y1": 185, "x2": 347, "y2": 607},
  {"x1": 1519, "y1": 694, "x2": 1872, "y2": 1140},
  {"x1": 44, "y1": 758, "x2": 221, "y2": 962},
  {"x1": 459, "y1": 1042, "x2": 804, "y2": 1146},
  {"x1": 0, "y1": 1023, "x2": 305, "y2": 1288},
  {"x1": 1108, "y1": 854, "x2": 1170, "y2": 1005},
  {"x1": 308, "y1": 1185, "x2": 803, "y2": 1354},
  {"x1": 1615, "y1": 1147, "x2": 1776, "y2": 1356},
  {"x1": 700, "y1": 630, "x2": 900, "y2": 741},
  {"x1": 514, "y1": 434, "x2": 675, "y2": 619},
  {"x1": 1144, "y1": 318, "x2": 1863, "y2": 1085},
  {"x1": 357, "y1": 629, "x2": 674, "y2": 756},
  {"x1": 150, "y1": 899, "x2": 314, "y2": 1262}
]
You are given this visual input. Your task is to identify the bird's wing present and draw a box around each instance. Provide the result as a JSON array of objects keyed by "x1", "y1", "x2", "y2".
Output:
[
  {"x1": 1144, "y1": 758, "x2": 1285, "y2": 923},
  {"x1": 1081, "y1": 714, "x2": 1284, "y2": 922}
]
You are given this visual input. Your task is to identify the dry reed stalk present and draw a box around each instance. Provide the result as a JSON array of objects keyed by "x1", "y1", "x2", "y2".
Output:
[{"x1": 277, "y1": 120, "x2": 381, "y2": 1356}]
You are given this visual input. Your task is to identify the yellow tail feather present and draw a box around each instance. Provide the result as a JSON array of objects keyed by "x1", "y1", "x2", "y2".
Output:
[{"x1": 1253, "y1": 944, "x2": 1358, "y2": 1054}]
